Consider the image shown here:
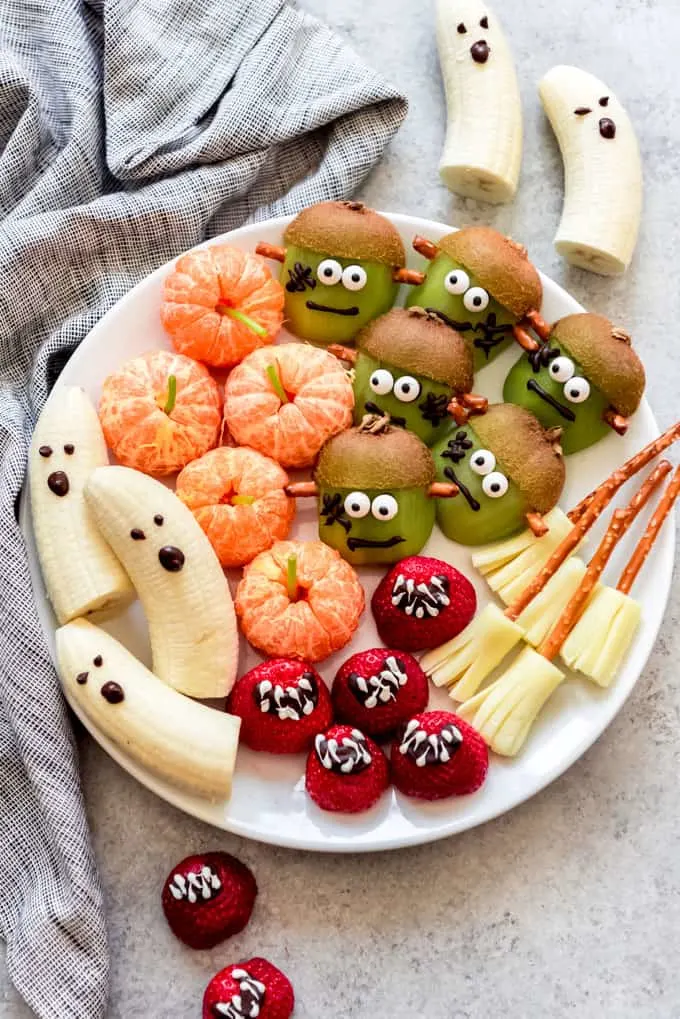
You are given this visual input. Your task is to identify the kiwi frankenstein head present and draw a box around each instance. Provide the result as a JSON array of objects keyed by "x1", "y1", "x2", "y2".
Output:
[
  {"x1": 351, "y1": 307, "x2": 477, "y2": 445},
  {"x1": 432, "y1": 403, "x2": 565, "y2": 546},
  {"x1": 406, "y1": 227, "x2": 543, "y2": 371},
  {"x1": 503, "y1": 313, "x2": 646, "y2": 455},
  {"x1": 262, "y1": 202, "x2": 422, "y2": 346},
  {"x1": 314, "y1": 416, "x2": 443, "y2": 565}
]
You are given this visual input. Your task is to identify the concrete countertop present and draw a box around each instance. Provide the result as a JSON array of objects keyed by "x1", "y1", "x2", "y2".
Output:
[{"x1": 3, "y1": 0, "x2": 679, "y2": 1015}]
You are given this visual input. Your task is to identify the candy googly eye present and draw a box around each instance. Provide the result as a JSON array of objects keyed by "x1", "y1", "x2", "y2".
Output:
[
  {"x1": 564, "y1": 377, "x2": 590, "y2": 403},
  {"x1": 548, "y1": 356, "x2": 575, "y2": 383},
  {"x1": 482, "y1": 471, "x2": 509, "y2": 498},
  {"x1": 317, "y1": 259, "x2": 343, "y2": 285},
  {"x1": 444, "y1": 269, "x2": 470, "y2": 295},
  {"x1": 341, "y1": 265, "x2": 367, "y2": 291},
  {"x1": 469, "y1": 449, "x2": 496, "y2": 476},
  {"x1": 393, "y1": 375, "x2": 421, "y2": 403},
  {"x1": 344, "y1": 491, "x2": 371, "y2": 518},
  {"x1": 369, "y1": 369, "x2": 394, "y2": 396},
  {"x1": 371, "y1": 494, "x2": 399, "y2": 521},
  {"x1": 463, "y1": 287, "x2": 490, "y2": 313}
]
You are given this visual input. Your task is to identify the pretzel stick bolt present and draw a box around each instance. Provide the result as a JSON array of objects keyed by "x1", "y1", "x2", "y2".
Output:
[{"x1": 255, "y1": 242, "x2": 286, "y2": 263}]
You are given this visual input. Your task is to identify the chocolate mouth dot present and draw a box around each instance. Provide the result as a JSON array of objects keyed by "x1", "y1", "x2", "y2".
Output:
[
  {"x1": 75, "y1": 672, "x2": 88, "y2": 685},
  {"x1": 599, "y1": 117, "x2": 616, "y2": 139},
  {"x1": 93, "y1": 655, "x2": 103, "y2": 667},
  {"x1": 47, "y1": 471, "x2": 69, "y2": 496},
  {"x1": 130, "y1": 528, "x2": 146, "y2": 540},
  {"x1": 159, "y1": 545, "x2": 185, "y2": 572},
  {"x1": 470, "y1": 40, "x2": 490, "y2": 63},
  {"x1": 101, "y1": 681, "x2": 124, "y2": 704},
  {"x1": 154, "y1": 514, "x2": 164, "y2": 526},
  {"x1": 63, "y1": 444, "x2": 75, "y2": 455},
  {"x1": 574, "y1": 107, "x2": 592, "y2": 116},
  {"x1": 38, "y1": 445, "x2": 53, "y2": 458}
]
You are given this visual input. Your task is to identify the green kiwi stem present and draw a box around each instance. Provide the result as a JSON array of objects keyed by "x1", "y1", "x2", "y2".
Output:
[
  {"x1": 231, "y1": 494, "x2": 256, "y2": 506},
  {"x1": 266, "y1": 363, "x2": 289, "y2": 403},
  {"x1": 163, "y1": 375, "x2": 177, "y2": 415},
  {"x1": 220, "y1": 306, "x2": 268, "y2": 337},
  {"x1": 286, "y1": 555, "x2": 298, "y2": 601}
]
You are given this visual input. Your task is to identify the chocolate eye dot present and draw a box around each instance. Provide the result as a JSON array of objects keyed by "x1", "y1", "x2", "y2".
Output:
[
  {"x1": 130, "y1": 528, "x2": 146, "y2": 540},
  {"x1": 599, "y1": 96, "x2": 609, "y2": 107},
  {"x1": 457, "y1": 21, "x2": 466, "y2": 32},
  {"x1": 63, "y1": 444, "x2": 74, "y2": 455},
  {"x1": 480, "y1": 15, "x2": 488, "y2": 27},
  {"x1": 76, "y1": 672, "x2": 88, "y2": 685},
  {"x1": 93, "y1": 655, "x2": 103, "y2": 667},
  {"x1": 38, "y1": 445, "x2": 52, "y2": 458},
  {"x1": 154, "y1": 514, "x2": 164, "y2": 526}
]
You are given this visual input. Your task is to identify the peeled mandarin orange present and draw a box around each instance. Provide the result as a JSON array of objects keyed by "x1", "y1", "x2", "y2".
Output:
[
  {"x1": 223, "y1": 343, "x2": 354, "y2": 468},
  {"x1": 99, "y1": 350, "x2": 221, "y2": 475},
  {"x1": 160, "y1": 245, "x2": 284, "y2": 368},
  {"x1": 235, "y1": 540, "x2": 365, "y2": 662},
  {"x1": 175, "y1": 446, "x2": 295, "y2": 568}
]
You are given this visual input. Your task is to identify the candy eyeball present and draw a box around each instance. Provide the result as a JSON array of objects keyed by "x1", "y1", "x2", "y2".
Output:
[
  {"x1": 463, "y1": 286, "x2": 490, "y2": 313},
  {"x1": 317, "y1": 258, "x2": 343, "y2": 285},
  {"x1": 482, "y1": 471, "x2": 509, "y2": 498},
  {"x1": 393, "y1": 375, "x2": 421, "y2": 403},
  {"x1": 342, "y1": 265, "x2": 367, "y2": 292},
  {"x1": 444, "y1": 269, "x2": 470, "y2": 295},
  {"x1": 371, "y1": 494, "x2": 399, "y2": 521},
  {"x1": 344, "y1": 491, "x2": 371, "y2": 518},
  {"x1": 564, "y1": 377, "x2": 590, "y2": 403},
  {"x1": 548, "y1": 356, "x2": 575, "y2": 383},
  {"x1": 469, "y1": 449, "x2": 496, "y2": 476},
  {"x1": 369, "y1": 368, "x2": 394, "y2": 396}
]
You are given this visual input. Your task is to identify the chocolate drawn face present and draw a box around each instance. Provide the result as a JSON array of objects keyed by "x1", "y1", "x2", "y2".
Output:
[
  {"x1": 318, "y1": 485, "x2": 435, "y2": 566},
  {"x1": 456, "y1": 13, "x2": 491, "y2": 63},
  {"x1": 573, "y1": 95, "x2": 617, "y2": 139},
  {"x1": 38, "y1": 441, "x2": 78, "y2": 497}
]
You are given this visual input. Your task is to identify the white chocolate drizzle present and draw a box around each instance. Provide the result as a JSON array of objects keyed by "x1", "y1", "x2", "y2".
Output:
[
  {"x1": 169, "y1": 865, "x2": 221, "y2": 904},
  {"x1": 314, "y1": 729, "x2": 372, "y2": 774},
  {"x1": 399, "y1": 719, "x2": 463, "y2": 767},
  {"x1": 213, "y1": 968, "x2": 266, "y2": 1018},
  {"x1": 348, "y1": 655, "x2": 407, "y2": 709},
  {"x1": 391, "y1": 573, "x2": 451, "y2": 619}
]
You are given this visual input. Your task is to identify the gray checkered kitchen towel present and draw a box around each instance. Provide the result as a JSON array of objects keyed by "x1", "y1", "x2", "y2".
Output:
[{"x1": 0, "y1": 1, "x2": 406, "y2": 1014}]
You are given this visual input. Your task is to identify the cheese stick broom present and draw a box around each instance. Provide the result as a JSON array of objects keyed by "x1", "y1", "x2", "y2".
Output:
[
  {"x1": 456, "y1": 464, "x2": 670, "y2": 756},
  {"x1": 472, "y1": 421, "x2": 680, "y2": 603},
  {"x1": 562, "y1": 464, "x2": 680, "y2": 687}
]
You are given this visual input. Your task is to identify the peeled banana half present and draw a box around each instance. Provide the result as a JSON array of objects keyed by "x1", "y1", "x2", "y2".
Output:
[
  {"x1": 57, "y1": 620, "x2": 240, "y2": 800},
  {"x1": 29, "y1": 386, "x2": 134, "y2": 625},
  {"x1": 84, "y1": 465, "x2": 239, "y2": 700}
]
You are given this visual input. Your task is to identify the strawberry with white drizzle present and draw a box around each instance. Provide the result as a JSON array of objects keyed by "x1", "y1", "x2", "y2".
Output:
[
  {"x1": 228, "y1": 658, "x2": 332, "y2": 754},
  {"x1": 203, "y1": 958, "x2": 294, "y2": 1019},
  {"x1": 331, "y1": 647, "x2": 428, "y2": 740},
  {"x1": 390, "y1": 711, "x2": 488, "y2": 800},
  {"x1": 162, "y1": 852, "x2": 257, "y2": 950},
  {"x1": 305, "y1": 724, "x2": 390, "y2": 813}
]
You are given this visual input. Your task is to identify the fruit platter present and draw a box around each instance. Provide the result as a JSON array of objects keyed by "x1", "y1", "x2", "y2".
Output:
[{"x1": 21, "y1": 205, "x2": 676, "y2": 852}]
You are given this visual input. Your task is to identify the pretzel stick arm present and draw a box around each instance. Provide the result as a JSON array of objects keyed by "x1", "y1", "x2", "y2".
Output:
[
  {"x1": 617, "y1": 464, "x2": 680, "y2": 595},
  {"x1": 568, "y1": 421, "x2": 680, "y2": 523},
  {"x1": 539, "y1": 462, "x2": 671, "y2": 661}
]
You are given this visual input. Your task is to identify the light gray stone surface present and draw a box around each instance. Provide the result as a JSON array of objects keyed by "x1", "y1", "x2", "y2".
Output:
[{"x1": 3, "y1": 1, "x2": 680, "y2": 1015}]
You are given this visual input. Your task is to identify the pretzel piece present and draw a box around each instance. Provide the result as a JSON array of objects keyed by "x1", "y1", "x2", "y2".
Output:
[
  {"x1": 568, "y1": 420, "x2": 680, "y2": 523},
  {"x1": 512, "y1": 323, "x2": 540, "y2": 353},
  {"x1": 461, "y1": 392, "x2": 488, "y2": 415},
  {"x1": 524, "y1": 309, "x2": 552, "y2": 342},
  {"x1": 603, "y1": 408, "x2": 629, "y2": 435},
  {"x1": 285, "y1": 482, "x2": 319, "y2": 498},
  {"x1": 617, "y1": 464, "x2": 680, "y2": 595},
  {"x1": 538, "y1": 461, "x2": 671, "y2": 661},
  {"x1": 429, "y1": 482, "x2": 459, "y2": 498},
  {"x1": 327, "y1": 344, "x2": 358, "y2": 365},
  {"x1": 525, "y1": 512, "x2": 548, "y2": 538},
  {"x1": 255, "y1": 242, "x2": 286, "y2": 263},
  {"x1": 412, "y1": 235, "x2": 439, "y2": 260},
  {"x1": 393, "y1": 268, "x2": 425, "y2": 286}
]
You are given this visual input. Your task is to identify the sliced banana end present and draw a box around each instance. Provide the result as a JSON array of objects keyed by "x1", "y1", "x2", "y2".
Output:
[
  {"x1": 555, "y1": 239, "x2": 628, "y2": 277},
  {"x1": 439, "y1": 164, "x2": 517, "y2": 205},
  {"x1": 561, "y1": 587, "x2": 641, "y2": 688},
  {"x1": 458, "y1": 645, "x2": 564, "y2": 757}
]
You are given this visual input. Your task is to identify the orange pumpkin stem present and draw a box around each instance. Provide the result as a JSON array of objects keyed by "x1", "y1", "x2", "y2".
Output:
[
  {"x1": 266, "y1": 362, "x2": 289, "y2": 404},
  {"x1": 287, "y1": 555, "x2": 299, "y2": 602},
  {"x1": 162, "y1": 374, "x2": 177, "y2": 415},
  {"x1": 231, "y1": 494, "x2": 256, "y2": 506},
  {"x1": 217, "y1": 304, "x2": 268, "y2": 338}
]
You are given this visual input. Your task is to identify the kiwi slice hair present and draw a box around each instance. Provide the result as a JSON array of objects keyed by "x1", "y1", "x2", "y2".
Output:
[
  {"x1": 550, "y1": 313, "x2": 645, "y2": 417},
  {"x1": 438, "y1": 227, "x2": 542, "y2": 319},
  {"x1": 357, "y1": 307, "x2": 474, "y2": 391},
  {"x1": 315, "y1": 418, "x2": 436, "y2": 490},
  {"x1": 472, "y1": 404, "x2": 565, "y2": 514},
  {"x1": 284, "y1": 201, "x2": 405, "y2": 267}
]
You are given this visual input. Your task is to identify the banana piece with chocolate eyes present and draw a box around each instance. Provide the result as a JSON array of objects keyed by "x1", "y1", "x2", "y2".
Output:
[
  {"x1": 29, "y1": 386, "x2": 134, "y2": 624},
  {"x1": 57, "y1": 620, "x2": 240, "y2": 801},
  {"x1": 84, "y1": 466, "x2": 238, "y2": 700},
  {"x1": 539, "y1": 65, "x2": 643, "y2": 275},
  {"x1": 436, "y1": 0, "x2": 522, "y2": 203}
]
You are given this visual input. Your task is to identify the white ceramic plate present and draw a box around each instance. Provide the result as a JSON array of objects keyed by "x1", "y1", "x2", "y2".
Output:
[{"x1": 21, "y1": 213, "x2": 675, "y2": 852}]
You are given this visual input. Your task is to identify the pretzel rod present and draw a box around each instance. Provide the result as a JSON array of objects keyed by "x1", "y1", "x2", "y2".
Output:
[
  {"x1": 412, "y1": 235, "x2": 439, "y2": 260},
  {"x1": 524, "y1": 309, "x2": 552, "y2": 342},
  {"x1": 505, "y1": 471, "x2": 626, "y2": 621},
  {"x1": 286, "y1": 482, "x2": 318, "y2": 498},
  {"x1": 617, "y1": 464, "x2": 680, "y2": 595},
  {"x1": 539, "y1": 461, "x2": 671, "y2": 661},
  {"x1": 393, "y1": 268, "x2": 425, "y2": 286},
  {"x1": 568, "y1": 420, "x2": 680, "y2": 523},
  {"x1": 255, "y1": 242, "x2": 286, "y2": 263},
  {"x1": 512, "y1": 324, "x2": 540, "y2": 353}
]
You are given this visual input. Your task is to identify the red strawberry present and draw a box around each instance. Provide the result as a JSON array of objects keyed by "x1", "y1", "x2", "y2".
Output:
[
  {"x1": 162, "y1": 852, "x2": 257, "y2": 950},
  {"x1": 228, "y1": 658, "x2": 333, "y2": 754},
  {"x1": 371, "y1": 555, "x2": 476, "y2": 652},
  {"x1": 331, "y1": 648, "x2": 428, "y2": 740},
  {"x1": 390, "y1": 711, "x2": 488, "y2": 800},
  {"x1": 203, "y1": 957, "x2": 294, "y2": 1019},
  {"x1": 305, "y1": 724, "x2": 390, "y2": 813}
]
